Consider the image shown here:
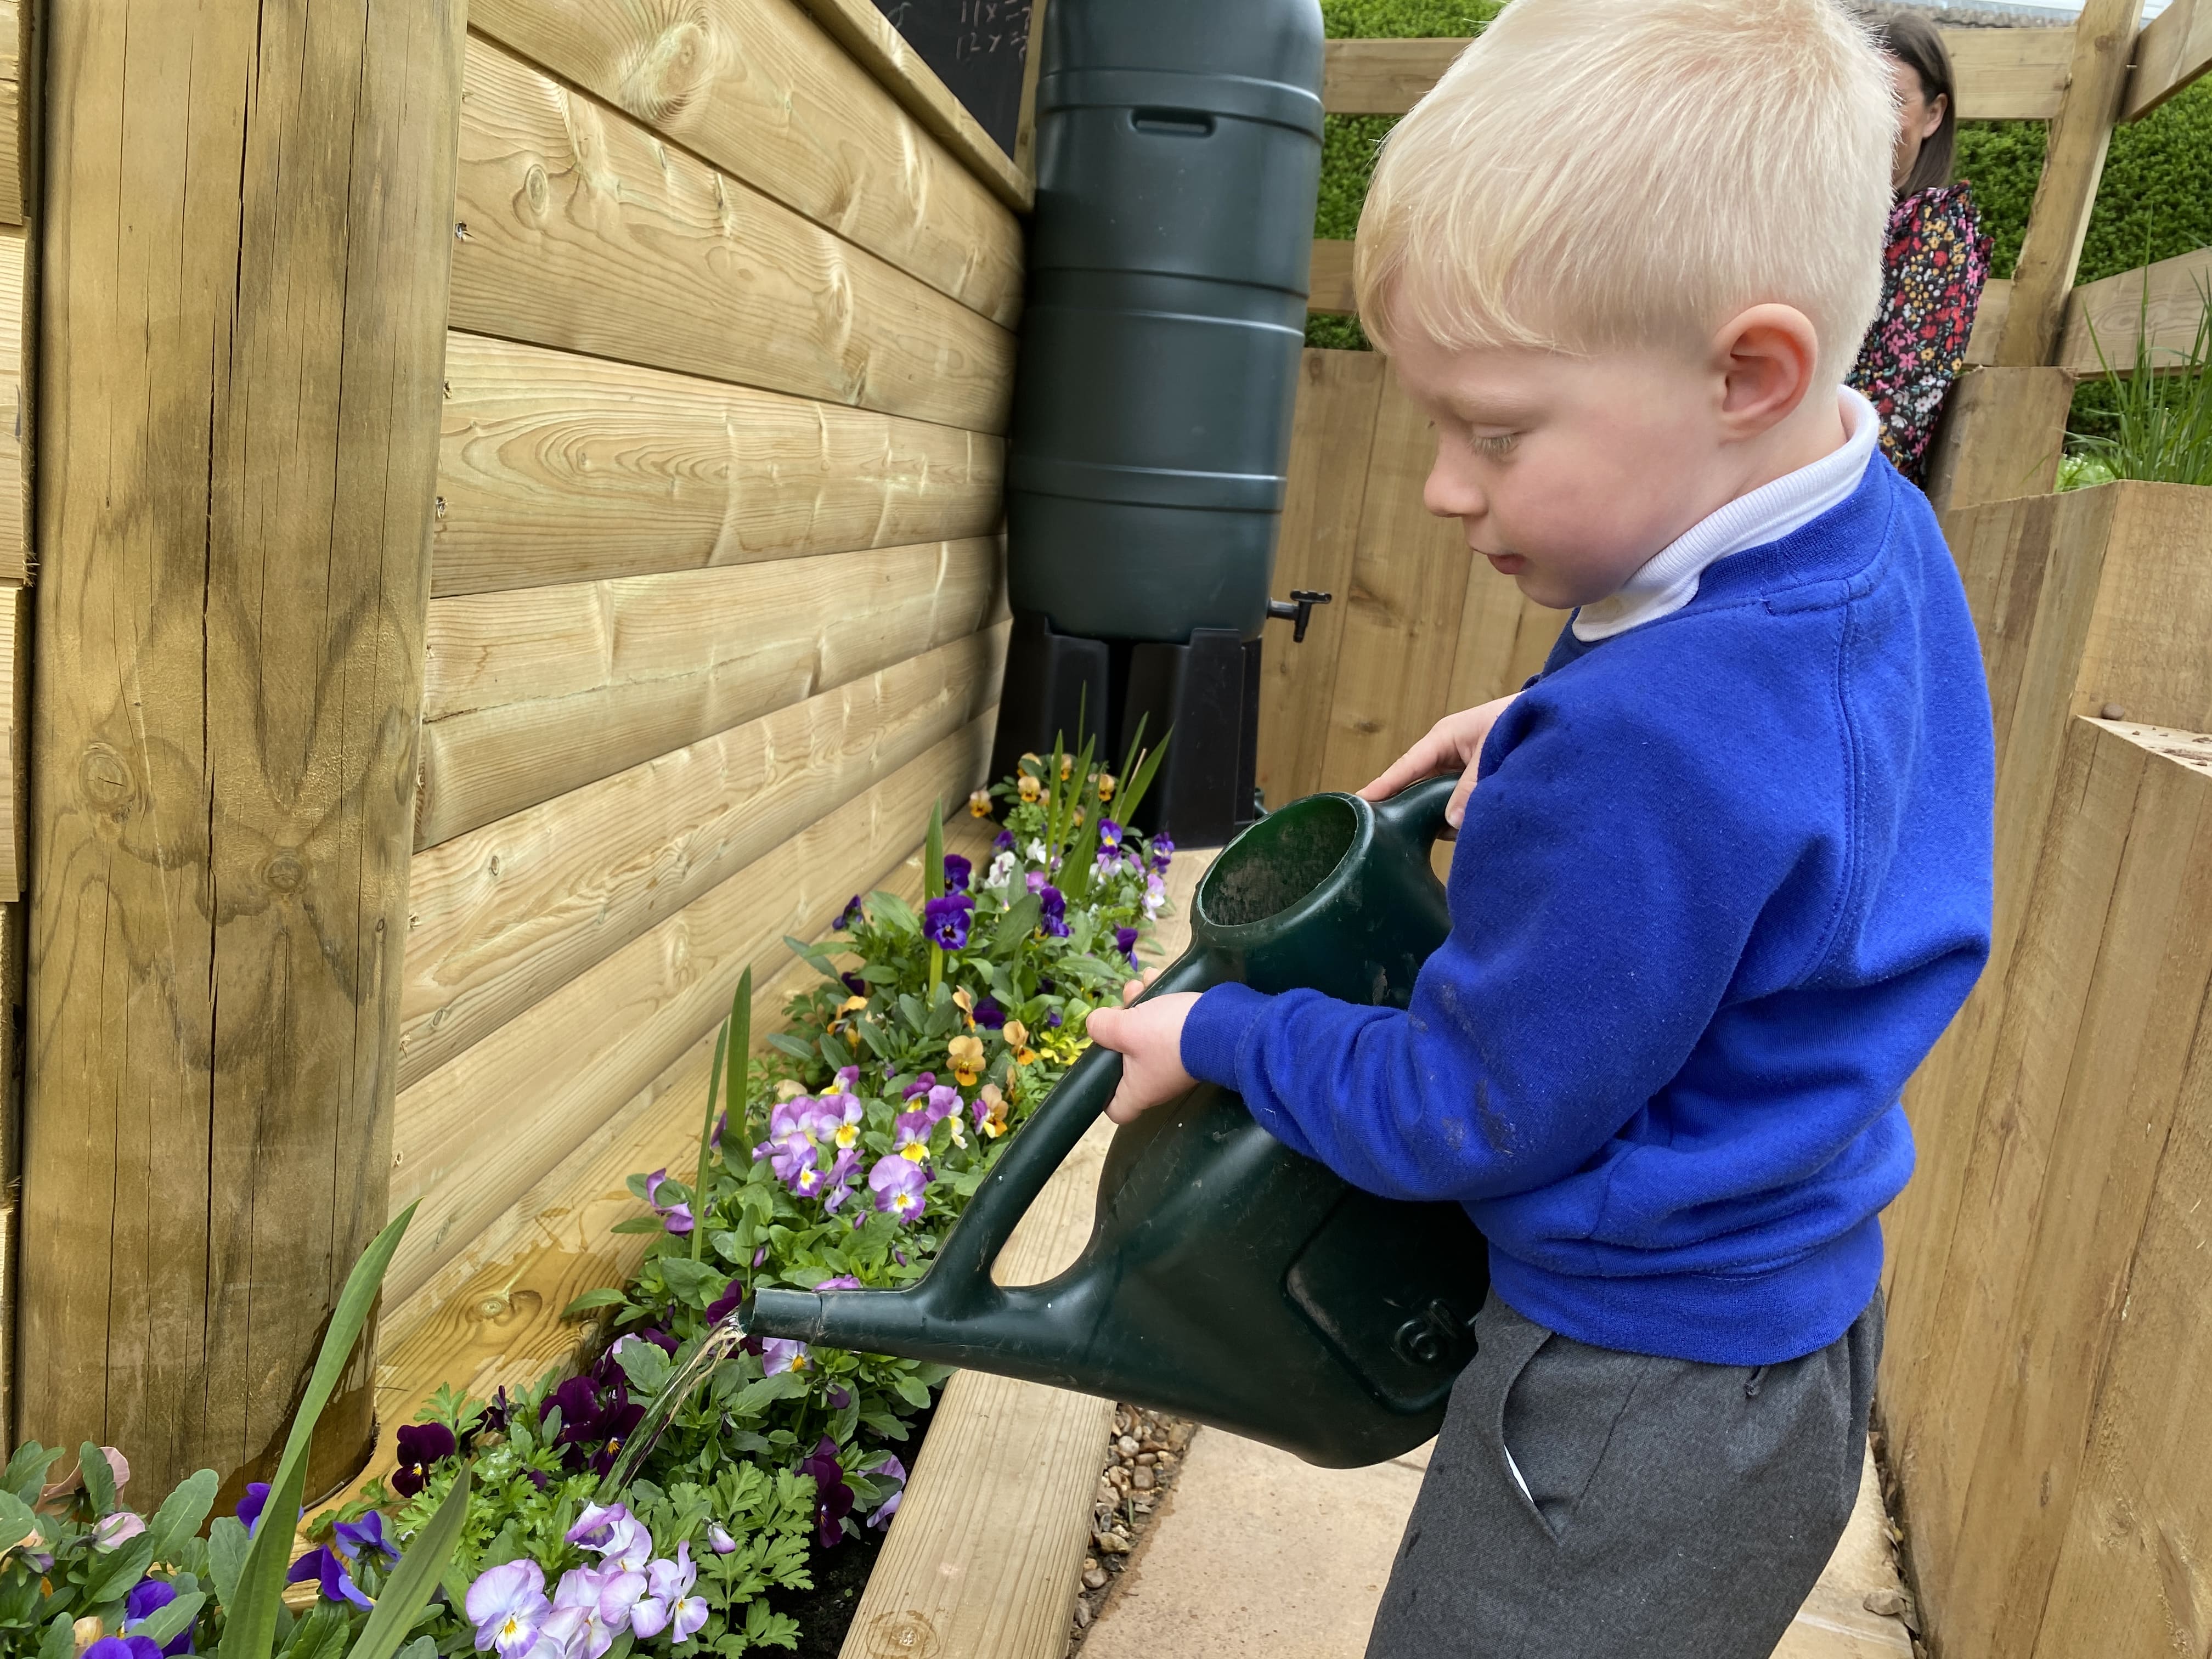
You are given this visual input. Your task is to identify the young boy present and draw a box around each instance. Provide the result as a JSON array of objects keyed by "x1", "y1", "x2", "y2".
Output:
[{"x1": 1084, "y1": 1, "x2": 1995, "y2": 1653}]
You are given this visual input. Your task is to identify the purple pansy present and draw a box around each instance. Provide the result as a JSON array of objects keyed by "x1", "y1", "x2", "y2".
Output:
[
  {"x1": 870, "y1": 1154, "x2": 929, "y2": 1223},
  {"x1": 641, "y1": 1169, "x2": 693, "y2": 1235},
  {"x1": 235, "y1": 1482, "x2": 271, "y2": 1534},
  {"x1": 1115, "y1": 926, "x2": 1140, "y2": 963},
  {"x1": 922, "y1": 893, "x2": 974, "y2": 950},
  {"x1": 799, "y1": 1437, "x2": 855, "y2": 1548},
  {"x1": 392, "y1": 1420, "x2": 457, "y2": 1498},
  {"x1": 706, "y1": 1279, "x2": 744, "y2": 1324},
  {"x1": 631, "y1": 1543, "x2": 708, "y2": 1643},
  {"x1": 759, "y1": 1336, "x2": 810, "y2": 1376},
  {"x1": 83, "y1": 1640, "x2": 161, "y2": 1659},
  {"x1": 830, "y1": 895, "x2": 863, "y2": 930},
  {"x1": 868, "y1": 1454, "x2": 910, "y2": 1529},
  {"x1": 993, "y1": 828, "x2": 1015, "y2": 851},
  {"x1": 707, "y1": 1522, "x2": 738, "y2": 1555},
  {"x1": 334, "y1": 1509, "x2": 399, "y2": 1564},
  {"x1": 1098, "y1": 820, "x2": 1122, "y2": 848},
  {"x1": 1037, "y1": 883, "x2": 1069, "y2": 938},
  {"x1": 125, "y1": 1581, "x2": 193, "y2": 1658},
  {"x1": 972, "y1": 996, "x2": 1005, "y2": 1030},
  {"x1": 467, "y1": 1560, "x2": 550, "y2": 1656},
  {"x1": 943, "y1": 853, "x2": 972, "y2": 892},
  {"x1": 1150, "y1": 836, "x2": 1175, "y2": 871},
  {"x1": 287, "y1": 1545, "x2": 373, "y2": 1609}
]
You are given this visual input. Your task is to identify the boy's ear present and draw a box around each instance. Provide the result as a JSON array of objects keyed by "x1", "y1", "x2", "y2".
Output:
[{"x1": 1712, "y1": 303, "x2": 1822, "y2": 440}]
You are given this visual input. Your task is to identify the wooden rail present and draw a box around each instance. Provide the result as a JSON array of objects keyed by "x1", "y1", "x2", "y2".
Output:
[
  {"x1": 2121, "y1": 0, "x2": 2212, "y2": 119},
  {"x1": 1321, "y1": 26, "x2": 2077, "y2": 119}
]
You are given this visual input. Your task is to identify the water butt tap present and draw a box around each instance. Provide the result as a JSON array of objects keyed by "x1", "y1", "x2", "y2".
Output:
[{"x1": 1266, "y1": 590, "x2": 1333, "y2": 643}]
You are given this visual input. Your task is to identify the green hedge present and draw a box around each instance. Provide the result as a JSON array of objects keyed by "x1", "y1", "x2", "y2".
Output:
[{"x1": 1306, "y1": 7, "x2": 2212, "y2": 397}]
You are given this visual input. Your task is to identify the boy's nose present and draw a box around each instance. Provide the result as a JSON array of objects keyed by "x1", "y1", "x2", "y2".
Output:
[{"x1": 1424, "y1": 448, "x2": 1487, "y2": 523}]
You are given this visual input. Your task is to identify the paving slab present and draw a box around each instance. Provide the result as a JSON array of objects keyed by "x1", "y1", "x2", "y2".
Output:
[{"x1": 1082, "y1": 1431, "x2": 1911, "y2": 1659}]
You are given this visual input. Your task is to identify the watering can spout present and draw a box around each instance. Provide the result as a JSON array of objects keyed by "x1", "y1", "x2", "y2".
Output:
[{"x1": 748, "y1": 1280, "x2": 1109, "y2": 1388}]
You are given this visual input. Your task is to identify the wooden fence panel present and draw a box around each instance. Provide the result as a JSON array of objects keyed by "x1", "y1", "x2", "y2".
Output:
[
  {"x1": 2121, "y1": 0, "x2": 2212, "y2": 118},
  {"x1": 387, "y1": 715, "x2": 993, "y2": 1306},
  {"x1": 1256, "y1": 349, "x2": 1385, "y2": 808},
  {"x1": 1316, "y1": 376, "x2": 1471, "y2": 792},
  {"x1": 0, "y1": 227, "x2": 24, "y2": 583},
  {"x1": 451, "y1": 35, "x2": 1015, "y2": 434},
  {"x1": 400, "y1": 625, "x2": 1006, "y2": 1088},
  {"x1": 466, "y1": 0, "x2": 1022, "y2": 325},
  {"x1": 417, "y1": 536, "x2": 1003, "y2": 845},
  {"x1": 437, "y1": 334, "x2": 1002, "y2": 598}
]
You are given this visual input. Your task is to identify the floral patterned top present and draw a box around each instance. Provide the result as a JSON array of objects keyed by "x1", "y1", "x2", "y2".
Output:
[{"x1": 1847, "y1": 183, "x2": 1993, "y2": 485}]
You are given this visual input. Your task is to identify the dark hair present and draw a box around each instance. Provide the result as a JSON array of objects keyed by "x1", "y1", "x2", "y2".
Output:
[{"x1": 1874, "y1": 13, "x2": 1957, "y2": 196}]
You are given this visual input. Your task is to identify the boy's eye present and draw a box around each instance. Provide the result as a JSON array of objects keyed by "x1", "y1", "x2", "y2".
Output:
[{"x1": 1471, "y1": 432, "x2": 1519, "y2": 458}]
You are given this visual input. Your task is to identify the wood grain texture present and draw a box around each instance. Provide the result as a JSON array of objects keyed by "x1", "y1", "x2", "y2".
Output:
[
  {"x1": 436, "y1": 334, "x2": 1003, "y2": 597},
  {"x1": 21, "y1": 0, "x2": 462, "y2": 1499},
  {"x1": 1442, "y1": 568, "x2": 1562, "y2": 712},
  {"x1": 1915, "y1": 716, "x2": 2212, "y2": 1656},
  {"x1": 464, "y1": 0, "x2": 1021, "y2": 326},
  {"x1": 1921, "y1": 366, "x2": 2072, "y2": 515},
  {"x1": 328, "y1": 825, "x2": 992, "y2": 1514},
  {"x1": 1961, "y1": 275, "x2": 2009, "y2": 368},
  {"x1": 788, "y1": 0, "x2": 1031, "y2": 211},
  {"x1": 0, "y1": 227, "x2": 25, "y2": 584},
  {"x1": 387, "y1": 717, "x2": 995, "y2": 1306},
  {"x1": 1319, "y1": 27, "x2": 2072, "y2": 118},
  {"x1": 1993, "y1": 0, "x2": 2142, "y2": 367},
  {"x1": 0, "y1": 77, "x2": 18, "y2": 227},
  {"x1": 840, "y1": 846, "x2": 1215, "y2": 1659},
  {"x1": 451, "y1": 35, "x2": 1016, "y2": 435},
  {"x1": 2120, "y1": 0, "x2": 2212, "y2": 119},
  {"x1": 400, "y1": 625, "x2": 1007, "y2": 1089},
  {"x1": 2055, "y1": 246, "x2": 2212, "y2": 376},
  {"x1": 420, "y1": 538, "x2": 1003, "y2": 845},
  {"x1": 1883, "y1": 485, "x2": 2212, "y2": 1629},
  {"x1": 0, "y1": 582, "x2": 22, "y2": 900},
  {"x1": 1316, "y1": 372, "x2": 1471, "y2": 795},
  {"x1": 1308, "y1": 238, "x2": 1354, "y2": 315},
  {"x1": 1256, "y1": 349, "x2": 1384, "y2": 809}
]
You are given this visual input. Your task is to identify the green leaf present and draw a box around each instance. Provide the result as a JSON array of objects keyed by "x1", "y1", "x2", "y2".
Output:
[
  {"x1": 36, "y1": 1613, "x2": 74, "y2": 1659},
  {"x1": 207, "y1": 1516, "x2": 250, "y2": 1606},
  {"x1": 221, "y1": 1204, "x2": 417, "y2": 1659},
  {"x1": 867, "y1": 891, "x2": 918, "y2": 933},
  {"x1": 79, "y1": 1443, "x2": 117, "y2": 1515},
  {"x1": 607, "y1": 1216, "x2": 666, "y2": 1235},
  {"x1": 285, "y1": 1602, "x2": 348, "y2": 1659},
  {"x1": 778, "y1": 936, "x2": 845, "y2": 984},
  {"x1": 892, "y1": 1374, "x2": 932, "y2": 1410},
  {"x1": 924, "y1": 800, "x2": 945, "y2": 903},
  {"x1": 393, "y1": 1638, "x2": 438, "y2": 1659},
  {"x1": 146, "y1": 1469, "x2": 219, "y2": 1565},
  {"x1": 614, "y1": 1340, "x2": 675, "y2": 1398},
  {"x1": 857, "y1": 964, "x2": 899, "y2": 984},
  {"x1": 561, "y1": 1288, "x2": 629, "y2": 1318},
  {"x1": 657, "y1": 1257, "x2": 724, "y2": 1308},
  {"x1": 137, "y1": 1591, "x2": 207, "y2": 1649},
  {"x1": 993, "y1": 895, "x2": 1041, "y2": 953},
  {"x1": 765, "y1": 1032, "x2": 816, "y2": 1063},
  {"x1": 3, "y1": 1445, "x2": 63, "y2": 1506},
  {"x1": 344, "y1": 1466, "x2": 472, "y2": 1659},
  {"x1": 853, "y1": 1018, "x2": 894, "y2": 1062},
  {"x1": 85, "y1": 1533, "x2": 157, "y2": 1605}
]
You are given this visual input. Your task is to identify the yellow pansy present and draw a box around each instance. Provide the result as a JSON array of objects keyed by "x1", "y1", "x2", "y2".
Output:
[
  {"x1": 1060, "y1": 754, "x2": 1075, "y2": 780},
  {"x1": 1018, "y1": 774, "x2": 1043, "y2": 803},
  {"x1": 978, "y1": 1082, "x2": 1011, "y2": 1139},
  {"x1": 947, "y1": 1032, "x2": 986, "y2": 1086},
  {"x1": 1097, "y1": 772, "x2": 1117, "y2": 802},
  {"x1": 968, "y1": 789, "x2": 994, "y2": 819}
]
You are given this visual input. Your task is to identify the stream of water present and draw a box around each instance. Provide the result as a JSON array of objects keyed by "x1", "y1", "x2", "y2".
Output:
[{"x1": 595, "y1": 1301, "x2": 754, "y2": 1500}]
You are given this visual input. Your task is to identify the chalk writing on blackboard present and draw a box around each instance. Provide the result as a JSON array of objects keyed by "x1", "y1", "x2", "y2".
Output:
[{"x1": 873, "y1": 0, "x2": 1034, "y2": 154}]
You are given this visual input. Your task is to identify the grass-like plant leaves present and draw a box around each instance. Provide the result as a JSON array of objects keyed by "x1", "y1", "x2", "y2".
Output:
[
  {"x1": 2073, "y1": 271, "x2": 2212, "y2": 486},
  {"x1": 218, "y1": 1201, "x2": 417, "y2": 1659},
  {"x1": 344, "y1": 1464, "x2": 473, "y2": 1659}
]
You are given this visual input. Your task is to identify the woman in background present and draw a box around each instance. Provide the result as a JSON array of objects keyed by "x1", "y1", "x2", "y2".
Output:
[{"x1": 1848, "y1": 13, "x2": 1994, "y2": 485}]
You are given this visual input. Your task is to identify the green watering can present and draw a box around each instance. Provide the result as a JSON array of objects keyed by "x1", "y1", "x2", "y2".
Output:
[{"x1": 749, "y1": 776, "x2": 1489, "y2": 1468}]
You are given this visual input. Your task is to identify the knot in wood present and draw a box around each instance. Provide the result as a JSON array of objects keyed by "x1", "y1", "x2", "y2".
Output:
[
  {"x1": 864, "y1": 1612, "x2": 939, "y2": 1659},
  {"x1": 79, "y1": 744, "x2": 133, "y2": 811},
  {"x1": 264, "y1": 851, "x2": 306, "y2": 894}
]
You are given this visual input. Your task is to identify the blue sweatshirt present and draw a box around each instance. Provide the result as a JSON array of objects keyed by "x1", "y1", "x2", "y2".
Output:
[{"x1": 1182, "y1": 459, "x2": 1994, "y2": 1365}]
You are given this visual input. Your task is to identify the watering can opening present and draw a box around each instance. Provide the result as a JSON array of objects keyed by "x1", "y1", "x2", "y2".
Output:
[{"x1": 1196, "y1": 792, "x2": 1358, "y2": 928}]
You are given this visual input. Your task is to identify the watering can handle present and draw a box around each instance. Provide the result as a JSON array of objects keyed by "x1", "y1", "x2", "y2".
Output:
[
  {"x1": 924, "y1": 946, "x2": 1231, "y2": 1300},
  {"x1": 1370, "y1": 772, "x2": 1463, "y2": 859}
]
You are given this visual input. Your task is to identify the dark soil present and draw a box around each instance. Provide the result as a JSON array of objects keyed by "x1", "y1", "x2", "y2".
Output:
[{"x1": 774, "y1": 1400, "x2": 936, "y2": 1659}]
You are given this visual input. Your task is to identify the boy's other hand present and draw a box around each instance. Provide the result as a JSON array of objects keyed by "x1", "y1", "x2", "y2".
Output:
[
  {"x1": 1359, "y1": 692, "x2": 1520, "y2": 827},
  {"x1": 1086, "y1": 992, "x2": 1200, "y2": 1124}
]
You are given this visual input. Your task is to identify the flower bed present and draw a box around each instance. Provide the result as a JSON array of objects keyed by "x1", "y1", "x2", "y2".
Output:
[{"x1": 2, "y1": 739, "x2": 1175, "y2": 1659}]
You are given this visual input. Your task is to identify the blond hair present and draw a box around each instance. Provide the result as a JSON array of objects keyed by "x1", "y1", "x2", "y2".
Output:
[{"x1": 1355, "y1": 0, "x2": 1894, "y2": 386}]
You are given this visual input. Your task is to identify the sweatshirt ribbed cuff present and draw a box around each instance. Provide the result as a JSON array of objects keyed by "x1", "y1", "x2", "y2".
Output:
[{"x1": 1179, "y1": 981, "x2": 1271, "y2": 1088}]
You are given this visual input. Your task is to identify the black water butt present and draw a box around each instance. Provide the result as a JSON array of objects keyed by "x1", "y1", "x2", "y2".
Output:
[{"x1": 991, "y1": 0, "x2": 1329, "y2": 845}]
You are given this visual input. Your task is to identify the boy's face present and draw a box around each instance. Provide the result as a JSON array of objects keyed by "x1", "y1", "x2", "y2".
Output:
[{"x1": 1390, "y1": 333, "x2": 1747, "y2": 612}]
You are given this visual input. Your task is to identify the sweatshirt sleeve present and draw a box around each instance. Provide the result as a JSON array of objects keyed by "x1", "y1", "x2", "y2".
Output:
[{"x1": 1179, "y1": 690, "x2": 1829, "y2": 1205}]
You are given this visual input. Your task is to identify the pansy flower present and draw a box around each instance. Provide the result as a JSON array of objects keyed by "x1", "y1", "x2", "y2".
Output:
[
  {"x1": 946, "y1": 1033, "x2": 985, "y2": 1086},
  {"x1": 641, "y1": 1169, "x2": 693, "y2": 1235},
  {"x1": 943, "y1": 853, "x2": 972, "y2": 892},
  {"x1": 1004, "y1": 1020, "x2": 1039, "y2": 1067},
  {"x1": 799, "y1": 1437, "x2": 856, "y2": 1548},
  {"x1": 393, "y1": 1420, "x2": 456, "y2": 1498},
  {"x1": 869, "y1": 1155, "x2": 928, "y2": 1223},
  {"x1": 1098, "y1": 818, "x2": 1122, "y2": 847},
  {"x1": 967, "y1": 788, "x2": 994, "y2": 819},
  {"x1": 974, "y1": 1082, "x2": 1011, "y2": 1139},
  {"x1": 287, "y1": 1545, "x2": 372, "y2": 1609},
  {"x1": 125, "y1": 1581, "x2": 194, "y2": 1658},
  {"x1": 760, "y1": 1338, "x2": 810, "y2": 1376},
  {"x1": 922, "y1": 894, "x2": 974, "y2": 950},
  {"x1": 1116, "y1": 926, "x2": 1141, "y2": 964},
  {"x1": 972, "y1": 995, "x2": 1006, "y2": 1030},
  {"x1": 467, "y1": 1560, "x2": 550, "y2": 1656},
  {"x1": 891, "y1": 1109, "x2": 934, "y2": 1160},
  {"x1": 1018, "y1": 772, "x2": 1042, "y2": 803},
  {"x1": 993, "y1": 828, "x2": 1015, "y2": 851},
  {"x1": 1037, "y1": 884, "x2": 1069, "y2": 938},
  {"x1": 1097, "y1": 772, "x2": 1116, "y2": 802},
  {"x1": 830, "y1": 895, "x2": 863, "y2": 930},
  {"x1": 868, "y1": 1454, "x2": 910, "y2": 1528}
]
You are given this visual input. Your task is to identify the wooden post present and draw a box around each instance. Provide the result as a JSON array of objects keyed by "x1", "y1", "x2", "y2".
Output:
[
  {"x1": 1921, "y1": 367, "x2": 2073, "y2": 513},
  {"x1": 18, "y1": 0, "x2": 464, "y2": 1499},
  {"x1": 1992, "y1": 0, "x2": 2143, "y2": 368}
]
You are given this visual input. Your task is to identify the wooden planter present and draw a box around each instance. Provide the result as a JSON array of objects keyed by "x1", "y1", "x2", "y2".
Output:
[{"x1": 1881, "y1": 479, "x2": 2212, "y2": 1658}]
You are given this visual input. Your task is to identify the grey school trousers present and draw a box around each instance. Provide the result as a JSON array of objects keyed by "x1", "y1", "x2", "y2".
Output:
[{"x1": 1365, "y1": 1290, "x2": 1881, "y2": 1659}]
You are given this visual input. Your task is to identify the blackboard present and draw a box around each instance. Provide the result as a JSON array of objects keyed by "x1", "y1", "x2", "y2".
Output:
[{"x1": 872, "y1": 0, "x2": 1034, "y2": 155}]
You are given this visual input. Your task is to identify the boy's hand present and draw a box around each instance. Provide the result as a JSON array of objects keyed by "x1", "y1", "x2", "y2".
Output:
[
  {"x1": 1358, "y1": 692, "x2": 1520, "y2": 827},
  {"x1": 1086, "y1": 989, "x2": 1200, "y2": 1124}
]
